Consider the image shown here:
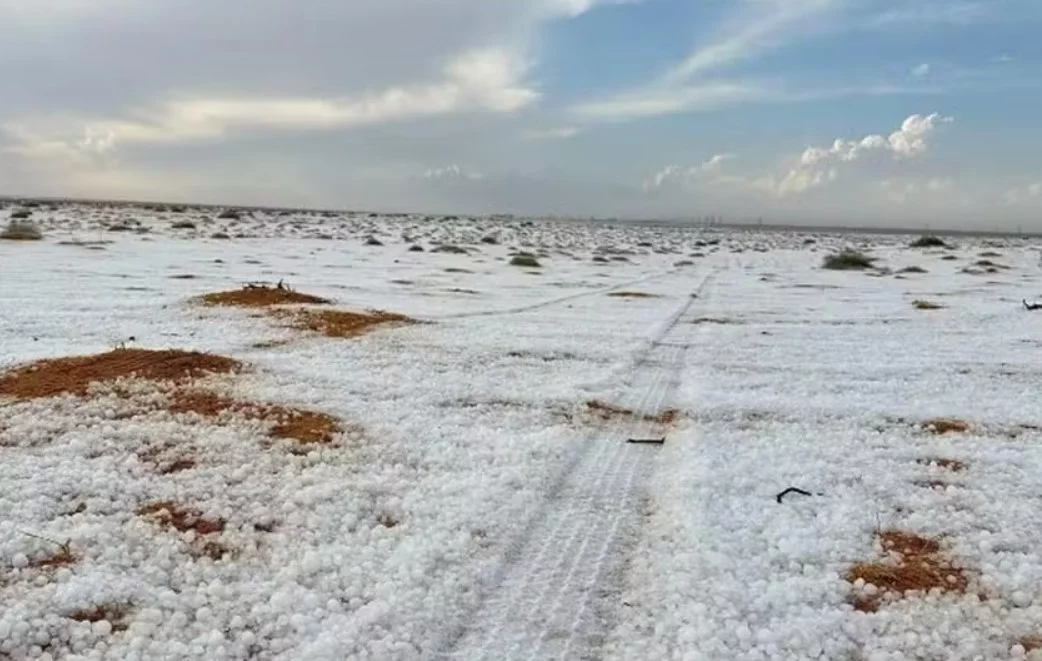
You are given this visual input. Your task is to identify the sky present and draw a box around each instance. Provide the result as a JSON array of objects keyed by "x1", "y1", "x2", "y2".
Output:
[{"x1": 1, "y1": 0, "x2": 1041, "y2": 229}]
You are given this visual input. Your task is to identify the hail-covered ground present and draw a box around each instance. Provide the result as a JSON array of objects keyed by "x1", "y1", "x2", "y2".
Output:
[{"x1": 2, "y1": 203, "x2": 1042, "y2": 660}]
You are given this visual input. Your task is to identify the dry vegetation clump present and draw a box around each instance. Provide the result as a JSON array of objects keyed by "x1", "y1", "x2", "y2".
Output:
[
  {"x1": 909, "y1": 236, "x2": 949, "y2": 248},
  {"x1": 608, "y1": 291, "x2": 660, "y2": 299},
  {"x1": 196, "y1": 283, "x2": 332, "y2": 307},
  {"x1": 922, "y1": 418, "x2": 971, "y2": 434},
  {"x1": 137, "y1": 502, "x2": 225, "y2": 535},
  {"x1": 510, "y1": 254, "x2": 541, "y2": 268},
  {"x1": 847, "y1": 530, "x2": 969, "y2": 613},
  {"x1": 917, "y1": 457, "x2": 968, "y2": 472},
  {"x1": 169, "y1": 391, "x2": 341, "y2": 445},
  {"x1": 691, "y1": 317, "x2": 740, "y2": 325},
  {"x1": 30, "y1": 545, "x2": 77, "y2": 569},
  {"x1": 0, "y1": 349, "x2": 241, "y2": 400},
  {"x1": 912, "y1": 299, "x2": 945, "y2": 310},
  {"x1": 899, "y1": 266, "x2": 928, "y2": 274},
  {"x1": 583, "y1": 400, "x2": 679, "y2": 425},
  {"x1": 0, "y1": 219, "x2": 43, "y2": 241},
  {"x1": 274, "y1": 308, "x2": 413, "y2": 339},
  {"x1": 823, "y1": 251, "x2": 877, "y2": 271}
]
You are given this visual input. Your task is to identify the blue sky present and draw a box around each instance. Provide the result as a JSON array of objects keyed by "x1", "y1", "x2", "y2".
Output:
[{"x1": 1, "y1": 0, "x2": 1041, "y2": 228}]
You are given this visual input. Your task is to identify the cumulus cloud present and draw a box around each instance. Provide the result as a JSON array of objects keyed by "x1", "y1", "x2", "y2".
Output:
[
  {"x1": 644, "y1": 154, "x2": 737, "y2": 190},
  {"x1": 749, "y1": 113, "x2": 953, "y2": 196}
]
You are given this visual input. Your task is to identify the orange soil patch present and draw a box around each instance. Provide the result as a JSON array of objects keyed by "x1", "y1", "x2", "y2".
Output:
[
  {"x1": 137, "y1": 502, "x2": 225, "y2": 535},
  {"x1": 584, "y1": 400, "x2": 679, "y2": 425},
  {"x1": 0, "y1": 349, "x2": 241, "y2": 400},
  {"x1": 608, "y1": 291, "x2": 660, "y2": 299},
  {"x1": 917, "y1": 457, "x2": 968, "y2": 472},
  {"x1": 922, "y1": 418, "x2": 971, "y2": 434},
  {"x1": 275, "y1": 308, "x2": 413, "y2": 339},
  {"x1": 847, "y1": 530, "x2": 968, "y2": 613},
  {"x1": 169, "y1": 391, "x2": 340, "y2": 445},
  {"x1": 197, "y1": 284, "x2": 332, "y2": 307}
]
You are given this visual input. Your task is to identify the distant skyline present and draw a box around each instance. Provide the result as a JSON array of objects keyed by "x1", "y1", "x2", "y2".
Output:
[{"x1": 2, "y1": 0, "x2": 1041, "y2": 229}]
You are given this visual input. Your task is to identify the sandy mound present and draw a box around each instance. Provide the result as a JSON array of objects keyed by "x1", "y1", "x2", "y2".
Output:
[
  {"x1": 0, "y1": 349, "x2": 241, "y2": 400},
  {"x1": 197, "y1": 284, "x2": 331, "y2": 307},
  {"x1": 275, "y1": 309, "x2": 413, "y2": 339},
  {"x1": 169, "y1": 391, "x2": 340, "y2": 445}
]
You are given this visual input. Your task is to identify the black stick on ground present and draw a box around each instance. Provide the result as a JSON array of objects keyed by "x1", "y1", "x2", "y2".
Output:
[
  {"x1": 776, "y1": 487, "x2": 815, "y2": 504},
  {"x1": 1025, "y1": 299, "x2": 1042, "y2": 311}
]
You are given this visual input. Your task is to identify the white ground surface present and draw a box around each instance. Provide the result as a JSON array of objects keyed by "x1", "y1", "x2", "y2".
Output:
[{"x1": 2, "y1": 204, "x2": 1042, "y2": 660}]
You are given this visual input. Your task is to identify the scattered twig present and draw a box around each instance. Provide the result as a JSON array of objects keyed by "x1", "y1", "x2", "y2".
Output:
[
  {"x1": 21, "y1": 531, "x2": 73, "y2": 556},
  {"x1": 1024, "y1": 299, "x2": 1042, "y2": 311}
]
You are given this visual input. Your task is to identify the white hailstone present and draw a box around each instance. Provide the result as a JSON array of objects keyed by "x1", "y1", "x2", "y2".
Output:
[
  {"x1": 239, "y1": 631, "x2": 256, "y2": 647},
  {"x1": 864, "y1": 583, "x2": 880, "y2": 596},
  {"x1": 92, "y1": 620, "x2": 112, "y2": 636},
  {"x1": 195, "y1": 607, "x2": 213, "y2": 622},
  {"x1": 1013, "y1": 591, "x2": 1033, "y2": 608},
  {"x1": 1011, "y1": 644, "x2": 1027, "y2": 657},
  {"x1": 11, "y1": 554, "x2": 29, "y2": 569}
]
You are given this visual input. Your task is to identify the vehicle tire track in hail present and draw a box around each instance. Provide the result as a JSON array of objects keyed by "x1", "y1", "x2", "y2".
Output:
[
  {"x1": 427, "y1": 266, "x2": 680, "y2": 321},
  {"x1": 432, "y1": 271, "x2": 717, "y2": 661}
]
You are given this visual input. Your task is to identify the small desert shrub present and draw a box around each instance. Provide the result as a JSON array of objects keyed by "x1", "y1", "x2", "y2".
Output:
[
  {"x1": 365, "y1": 236, "x2": 384, "y2": 246},
  {"x1": 510, "y1": 255, "x2": 541, "y2": 268},
  {"x1": 899, "y1": 265, "x2": 928, "y2": 274},
  {"x1": 910, "y1": 235, "x2": 948, "y2": 248},
  {"x1": 9, "y1": 209, "x2": 32, "y2": 220},
  {"x1": 912, "y1": 299, "x2": 944, "y2": 310},
  {"x1": 217, "y1": 209, "x2": 241, "y2": 220},
  {"x1": 0, "y1": 219, "x2": 43, "y2": 241},
  {"x1": 171, "y1": 220, "x2": 196, "y2": 230},
  {"x1": 432, "y1": 244, "x2": 468, "y2": 254},
  {"x1": 408, "y1": 245, "x2": 425, "y2": 252},
  {"x1": 823, "y1": 251, "x2": 876, "y2": 271}
]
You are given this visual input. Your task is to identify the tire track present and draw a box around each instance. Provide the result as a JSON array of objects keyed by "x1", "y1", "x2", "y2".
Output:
[{"x1": 432, "y1": 271, "x2": 717, "y2": 661}]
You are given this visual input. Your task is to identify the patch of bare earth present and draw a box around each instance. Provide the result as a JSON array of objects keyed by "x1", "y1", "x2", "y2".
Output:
[
  {"x1": 169, "y1": 391, "x2": 340, "y2": 445},
  {"x1": 922, "y1": 418, "x2": 971, "y2": 434},
  {"x1": 0, "y1": 349, "x2": 241, "y2": 400},
  {"x1": 847, "y1": 530, "x2": 969, "y2": 613},
  {"x1": 274, "y1": 308, "x2": 413, "y2": 339},
  {"x1": 196, "y1": 283, "x2": 331, "y2": 307},
  {"x1": 137, "y1": 501, "x2": 225, "y2": 535},
  {"x1": 583, "y1": 399, "x2": 679, "y2": 425},
  {"x1": 917, "y1": 457, "x2": 968, "y2": 472},
  {"x1": 67, "y1": 603, "x2": 132, "y2": 631}
]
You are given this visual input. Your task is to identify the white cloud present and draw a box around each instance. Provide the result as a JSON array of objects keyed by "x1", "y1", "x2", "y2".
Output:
[
  {"x1": 575, "y1": 83, "x2": 767, "y2": 120},
  {"x1": 800, "y1": 113, "x2": 952, "y2": 167},
  {"x1": 881, "y1": 177, "x2": 955, "y2": 203},
  {"x1": 911, "y1": 63, "x2": 931, "y2": 77},
  {"x1": 1005, "y1": 182, "x2": 1042, "y2": 205},
  {"x1": 3, "y1": 48, "x2": 538, "y2": 158},
  {"x1": 643, "y1": 154, "x2": 737, "y2": 190},
  {"x1": 571, "y1": 0, "x2": 836, "y2": 122},
  {"x1": 523, "y1": 126, "x2": 582, "y2": 140}
]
